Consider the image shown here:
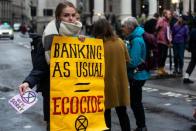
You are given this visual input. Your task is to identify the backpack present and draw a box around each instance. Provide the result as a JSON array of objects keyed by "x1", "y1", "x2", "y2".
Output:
[
  {"x1": 128, "y1": 32, "x2": 156, "y2": 72},
  {"x1": 142, "y1": 32, "x2": 157, "y2": 71},
  {"x1": 29, "y1": 33, "x2": 49, "y2": 92}
]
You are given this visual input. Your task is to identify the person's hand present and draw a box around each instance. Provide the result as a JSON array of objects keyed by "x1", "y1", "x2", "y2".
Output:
[
  {"x1": 18, "y1": 82, "x2": 30, "y2": 96},
  {"x1": 78, "y1": 35, "x2": 86, "y2": 42},
  {"x1": 193, "y1": 108, "x2": 196, "y2": 119}
]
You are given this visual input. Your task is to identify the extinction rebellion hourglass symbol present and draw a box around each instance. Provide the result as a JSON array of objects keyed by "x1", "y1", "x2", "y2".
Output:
[
  {"x1": 75, "y1": 115, "x2": 88, "y2": 131},
  {"x1": 21, "y1": 91, "x2": 37, "y2": 104}
]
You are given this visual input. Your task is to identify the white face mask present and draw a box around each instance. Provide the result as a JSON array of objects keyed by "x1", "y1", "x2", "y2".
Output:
[{"x1": 59, "y1": 21, "x2": 82, "y2": 36}]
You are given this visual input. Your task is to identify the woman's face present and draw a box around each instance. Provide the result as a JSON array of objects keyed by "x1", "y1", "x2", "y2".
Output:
[{"x1": 60, "y1": 6, "x2": 76, "y2": 23}]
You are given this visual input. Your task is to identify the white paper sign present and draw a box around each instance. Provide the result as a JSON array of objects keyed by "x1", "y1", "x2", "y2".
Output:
[{"x1": 8, "y1": 89, "x2": 38, "y2": 113}]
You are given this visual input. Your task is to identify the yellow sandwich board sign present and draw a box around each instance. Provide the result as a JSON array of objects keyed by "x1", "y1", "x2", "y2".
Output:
[{"x1": 50, "y1": 36, "x2": 107, "y2": 131}]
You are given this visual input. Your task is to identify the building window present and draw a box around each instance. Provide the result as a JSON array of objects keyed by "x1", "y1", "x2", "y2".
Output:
[
  {"x1": 141, "y1": 0, "x2": 149, "y2": 15},
  {"x1": 43, "y1": 9, "x2": 53, "y2": 16},
  {"x1": 194, "y1": 0, "x2": 196, "y2": 13},
  {"x1": 31, "y1": 6, "x2": 36, "y2": 17}
]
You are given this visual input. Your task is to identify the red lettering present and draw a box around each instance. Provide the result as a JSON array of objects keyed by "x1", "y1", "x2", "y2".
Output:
[
  {"x1": 97, "y1": 95, "x2": 103, "y2": 112},
  {"x1": 80, "y1": 96, "x2": 86, "y2": 113},
  {"x1": 91, "y1": 96, "x2": 97, "y2": 113},
  {"x1": 51, "y1": 95, "x2": 104, "y2": 115},
  {"x1": 70, "y1": 96, "x2": 79, "y2": 114},
  {"x1": 52, "y1": 97, "x2": 61, "y2": 115},
  {"x1": 62, "y1": 97, "x2": 69, "y2": 114}
]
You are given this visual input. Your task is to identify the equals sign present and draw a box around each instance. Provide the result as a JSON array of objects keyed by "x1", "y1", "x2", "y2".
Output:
[{"x1": 74, "y1": 82, "x2": 90, "y2": 92}]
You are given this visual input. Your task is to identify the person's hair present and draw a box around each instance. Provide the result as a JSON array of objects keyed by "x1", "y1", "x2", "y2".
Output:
[
  {"x1": 55, "y1": 1, "x2": 76, "y2": 19},
  {"x1": 92, "y1": 18, "x2": 115, "y2": 41},
  {"x1": 121, "y1": 16, "x2": 139, "y2": 29},
  {"x1": 153, "y1": 13, "x2": 159, "y2": 19},
  {"x1": 144, "y1": 19, "x2": 157, "y2": 33}
]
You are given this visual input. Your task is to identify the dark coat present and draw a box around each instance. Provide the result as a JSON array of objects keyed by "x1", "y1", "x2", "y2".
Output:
[
  {"x1": 24, "y1": 36, "x2": 50, "y2": 121},
  {"x1": 24, "y1": 66, "x2": 50, "y2": 121},
  {"x1": 189, "y1": 28, "x2": 196, "y2": 55}
]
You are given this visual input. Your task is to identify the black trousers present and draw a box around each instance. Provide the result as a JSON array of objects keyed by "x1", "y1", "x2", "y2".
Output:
[
  {"x1": 173, "y1": 43, "x2": 185, "y2": 71},
  {"x1": 104, "y1": 106, "x2": 130, "y2": 131},
  {"x1": 186, "y1": 53, "x2": 196, "y2": 75},
  {"x1": 46, "y1": 121, "x2": 50, "y2": 131},
  {"x1": 129, "y1": 78, "x2": 146, "y2": 128},
  {"x1": 158, "y1": 44, "x2": 168, "y2": 68},
  {"x1": 44, "y1": 95, "x2": 50, "y2": 131}
]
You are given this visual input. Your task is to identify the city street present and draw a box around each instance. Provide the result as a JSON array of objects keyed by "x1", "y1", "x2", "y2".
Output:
[{"x1": 0, "y1": 33, "x2": 196, "y2": 131}]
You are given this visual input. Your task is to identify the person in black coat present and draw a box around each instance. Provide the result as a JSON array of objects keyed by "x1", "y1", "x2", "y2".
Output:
[{"x1": 183, "y1": 17, "x2": 196, "y2": 84}]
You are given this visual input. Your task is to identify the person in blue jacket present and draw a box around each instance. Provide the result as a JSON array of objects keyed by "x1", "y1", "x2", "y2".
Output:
[{"x1": 121, "y1": 16, "x2": 150, "y2": 131}]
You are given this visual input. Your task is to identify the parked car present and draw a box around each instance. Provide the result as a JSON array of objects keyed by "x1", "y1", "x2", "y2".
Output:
[
  {"x1": 0, "y1": 24, "x2": 14, "y2": 40},
  {"x1": 13, "y1": 23, "x2": 21, "y2": 31}
]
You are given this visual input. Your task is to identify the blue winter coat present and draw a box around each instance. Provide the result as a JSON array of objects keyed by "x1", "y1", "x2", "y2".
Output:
[{"x1": 126, "y1": 26, "x2": 150, "y2": 80}]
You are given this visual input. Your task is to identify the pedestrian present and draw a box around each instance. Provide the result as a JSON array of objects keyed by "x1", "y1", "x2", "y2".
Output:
[
  {"x1": 20, "y1": 23, "x2": 27, "y2": 35},
  {"x1": 121, "y1": 16, "x2": 150, "y2": 131},
  {"x1": 172, "y1": 15, "x2": 189, "y2": 76},
  {"x1": 144, "y1": 15, "x2": 158, "y2": 70},
  {"x1": 183, "y1": 17, "x2": 196, "y2": 84},
  {"x1": 18, "y1": 1, "x2": 82, "y2": 130},
  {"x1": 156, "y1": 10, "x2": 172, "y2": 76},
  {"x1": 92, "y1": 18, "x2": 131, "y2": 131}
]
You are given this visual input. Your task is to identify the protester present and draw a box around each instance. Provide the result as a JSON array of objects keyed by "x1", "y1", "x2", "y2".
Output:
[
  {"x1": 18, "y1": 1, "x2": 82, "y2": 130},
  {"x1": 92, "y1": 18, "x2": 131, "y2": 131},
  {"x1": 172, "y1": 15, "x2": 189, "y2": 76},
  {"x1": 20, "y1": 23, "x2": 27, "y2": 35},
  {"x1": 144, "y1": 15, "x2": 158, "y2": 70},
  {"x1": 76, "y1": 12, "x2": 80, "y2": 21},
  {"x1": 183, "y1": 17, "x2": 196, "y2": 84},
  {"x1": 156, "y1": 10, "x2": 172, "y2": 76},
  {"x1": 121, "y1": 16, "x2": 150, "y2": 131}
]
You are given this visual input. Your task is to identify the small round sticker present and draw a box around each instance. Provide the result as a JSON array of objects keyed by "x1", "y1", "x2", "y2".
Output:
[
  {"x1": 21, "y1": 91, "x2": 37, "y2": 104},
  {"x1": 75, "y1": 115, "x2": 88, "y2": 131}
]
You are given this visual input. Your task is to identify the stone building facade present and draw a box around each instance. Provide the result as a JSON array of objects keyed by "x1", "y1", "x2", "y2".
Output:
[
  {"x1": 0, "y1": 0, "x2": 12, "y2": 24},
  {"x1": 0, "y1": 0, "x2": 31, "y2": 25},
  {"x1": 0, "y1": 0, "x2": 195, "y2": 30}
]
